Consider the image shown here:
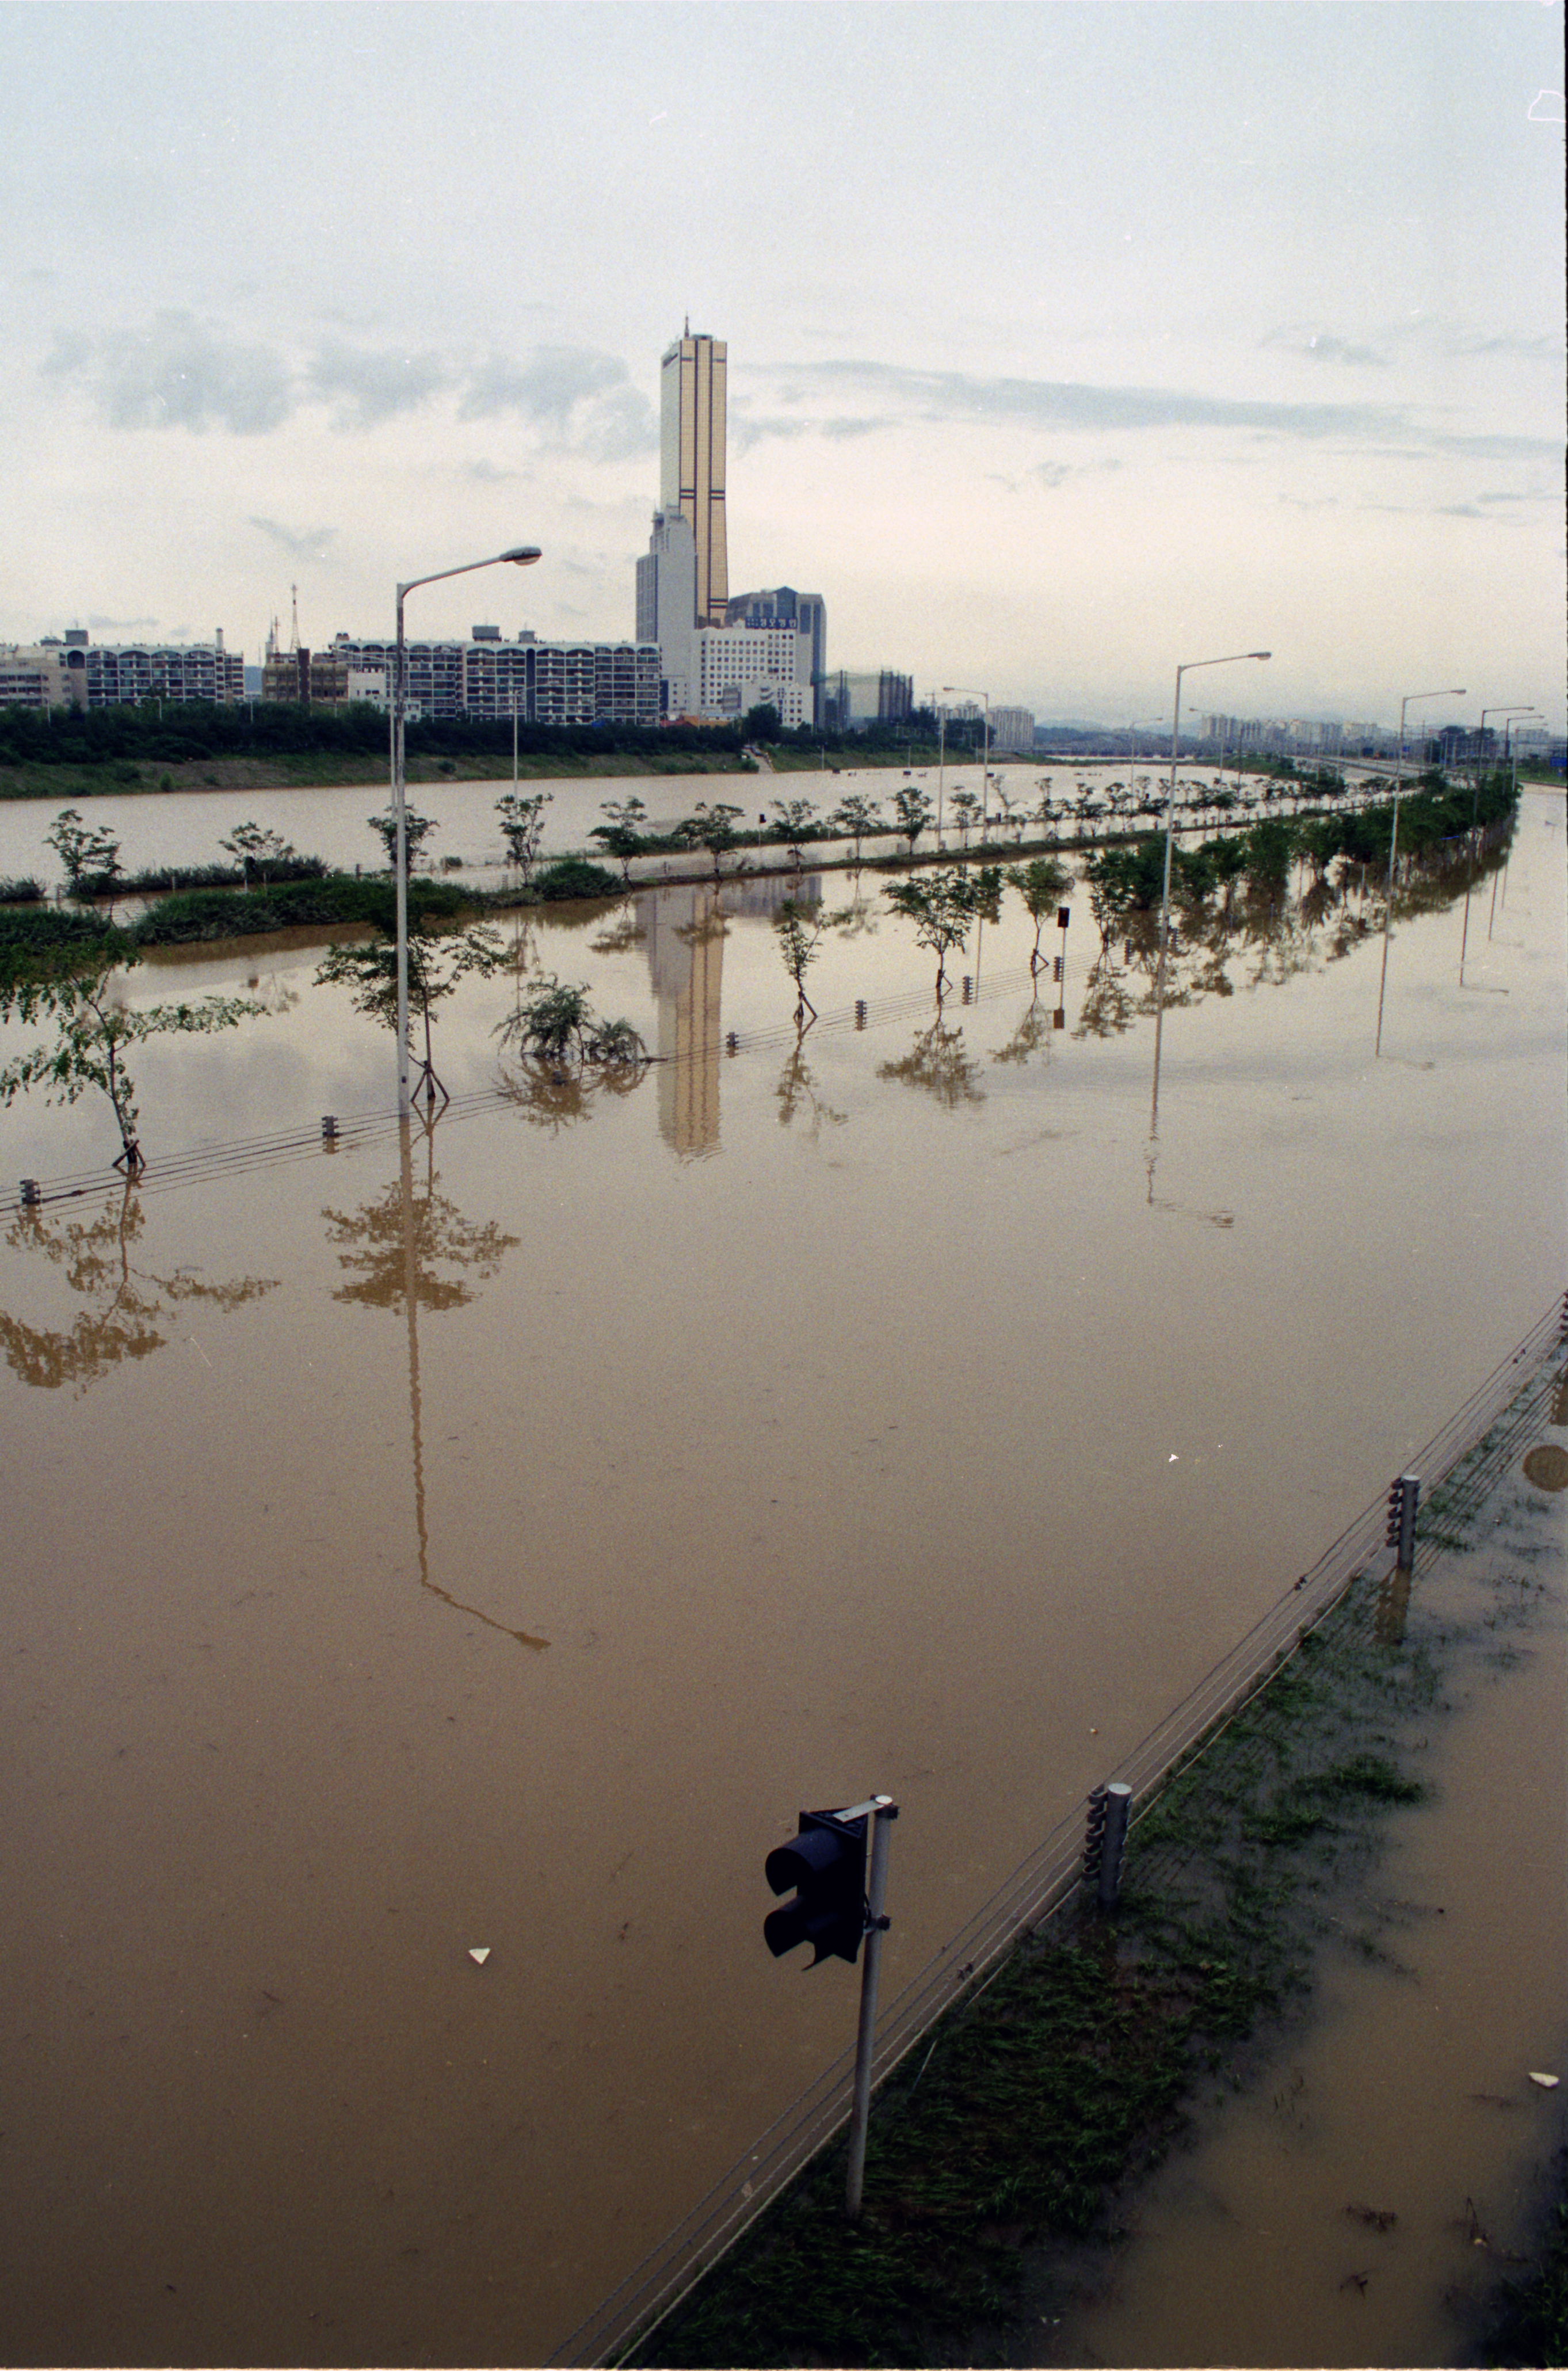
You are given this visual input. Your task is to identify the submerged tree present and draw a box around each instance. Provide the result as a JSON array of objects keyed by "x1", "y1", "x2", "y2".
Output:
[
  {"x1": 892, "y1": 784, "x2": 934, "y2": 857},
  {"x1": 0, "y1": 943, "x2": 260, "y2": 1171},
  {"x1": 315, "y1": 918, "x2": 510, "y2": 1108},
  {"x1": 677, "y1": 802, "x2": 747, "y2": 882},
  {"x1": 495, "y1": 974, "x2": 647, "y2": 1070},
  {"x1": 495, "y1": 790, "x2": 552, "y2": 884},
  {"x1": 829, "y1": 792, "x2": 882, "y2": 866},
  {"x1": 45, "y1": 808, "x2": 123, "y2": 901},
  {"x1": 772, "y1": 897, "x2": 835, "y2": 1026},
  {"x1": 883, "y1": 866, "x2": 990, "y2": 999},
  {"x1": 592, "y1": 794, "x2": 650, "y2": 885},
  {"x1": 219, "y1": 820, "x2": 297, "y2": 886},
  {"x1": 770, "y1": 796, "x2": 818, "y2": 872},
  {"x1": 494, "y1": 975, "x2": 648, "y2": 1127},
  {"x1": 368, "y1": 802, "x2": 437, "y2": 876},
  {"x1": 1006, "y1": 856, "x2": 1073, "y2": 973}
]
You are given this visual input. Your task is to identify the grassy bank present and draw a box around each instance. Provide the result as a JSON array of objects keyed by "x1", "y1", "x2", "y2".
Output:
[{"x1": 631, "y1": 1363, "x2": 1562, "y2": 2369}]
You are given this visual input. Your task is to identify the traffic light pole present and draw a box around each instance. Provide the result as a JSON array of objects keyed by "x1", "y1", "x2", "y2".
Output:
[{"x1": 845, "y1": 1796, "x2": 897, "y2": 2221}]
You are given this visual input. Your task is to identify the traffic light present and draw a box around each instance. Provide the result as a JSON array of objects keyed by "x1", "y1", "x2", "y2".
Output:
[{"x1": 764, "y1": 1809, "x2": 869, "y2": 1966}]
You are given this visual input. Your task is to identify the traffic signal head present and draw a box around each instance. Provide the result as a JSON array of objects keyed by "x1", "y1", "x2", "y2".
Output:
[{"x1": 764, "y1": 1809, "x2": 868, "y2": 1966}]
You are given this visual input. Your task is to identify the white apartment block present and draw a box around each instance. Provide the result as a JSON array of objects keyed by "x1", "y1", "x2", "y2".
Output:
[
  {"x1": 694, "y1": 622, "x2": 804, "y2": 729},
  {"x1": 327, "y1": 633, "x2": 659, "y2": 728},
  {"x1": 0, "y1": 629, "x2": 244, "y2": 709},
  {"x1": 989, "y1": 706, "x2": 1035, "y2": 754}
]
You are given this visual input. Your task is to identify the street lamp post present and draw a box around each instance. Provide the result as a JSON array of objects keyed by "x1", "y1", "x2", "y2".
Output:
[
  {"x1": 1504, "y1": 711, "x2": 1541, "y2": 803},
  {"x1": 392, "y1": 545, "x2": 541, "y2": 1114},
  {"x1": 1155, "y1": 651, "x2": 1271, "y2": 1001},
  {"x1": 1475, "y1": 704, "x2": 1535, "y2": 834},
  {"x1": 943, "y1": 686, "x2": 990, "y2": 832}
]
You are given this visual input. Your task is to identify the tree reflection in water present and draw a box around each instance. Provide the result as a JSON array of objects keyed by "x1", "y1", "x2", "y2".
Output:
[
  {"x1": 991, "y1": 993, "x2": 1057, "y2": 1068},
  {"x1": 1, "y1": 1185, "x2": 276, "y2": 1393},
  {"x1": 775, "y1": 1029, "x2": 846, "y2": 1138},
  {"x1": 878, "y1": 1019, "x2": 985, "y2": 1108},
  {"x1": 322, "y1": 1119, "x2": 545, "y2": 1652},
  {"x1": 498, "y1": 1048, "x2": 650, "y2": 1135},
  {"x1": 323, "y1": 1135, "x2": 518, "y2": 1314}
]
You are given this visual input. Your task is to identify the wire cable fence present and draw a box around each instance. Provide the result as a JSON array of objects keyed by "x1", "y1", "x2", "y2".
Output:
[{"x1": 550, "y1": 1286, "x2": 1568, "y2": 2368}]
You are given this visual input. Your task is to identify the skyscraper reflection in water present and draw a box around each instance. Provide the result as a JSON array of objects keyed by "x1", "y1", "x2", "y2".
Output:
[{"x1": 641, "y1": 885, "x2": 726, "y2": 1158}]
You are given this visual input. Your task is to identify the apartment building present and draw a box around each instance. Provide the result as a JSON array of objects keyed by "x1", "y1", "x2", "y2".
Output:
[
  {"x1": 0, "y1": 628, "x2": 244, "y2": 709},
  {"x1": 693, "y1": 621, "x2": 804, "y2": 729},
  {"x1": 321, "y1": 632, "x2": 659, "y2": 728}
]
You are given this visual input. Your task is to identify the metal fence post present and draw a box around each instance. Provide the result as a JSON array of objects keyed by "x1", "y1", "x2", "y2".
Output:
[
  {"x1": 845, "y1": 1798, "x2": 896, "y2": 2221},
  {"x1": 1082, "y1": 1781, "x2": 1132, "y2": 1909},
  {"x1": 1386, "y1": 1473, "x2": 1420, "y2": 1573},
  {"x1": 1098, "y1": 1783, "x2": 1131, "y2": 1909}
]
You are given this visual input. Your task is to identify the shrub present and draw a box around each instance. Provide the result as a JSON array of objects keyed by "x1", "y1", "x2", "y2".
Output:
[{"x1": 534, "y1": 857, "x2": 620, "y2": 901}]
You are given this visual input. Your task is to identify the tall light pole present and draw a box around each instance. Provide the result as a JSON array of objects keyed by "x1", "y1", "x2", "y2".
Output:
[
  {"x1": 1504, "y1": 710, "x2": 1541, "y2": 801},
  {"x1": 943, "y1": 686, "x2": 990, "y2": 829},
  {"x1": 1476, "y1": 704, "x2": 1535, "y2": 829},
  {"x1": 1155, "y1": 650, "x2": 1271, "y2": 1004},
  {"x1": 393, "y1": 545, "x2": 540, "y2": 1114}
]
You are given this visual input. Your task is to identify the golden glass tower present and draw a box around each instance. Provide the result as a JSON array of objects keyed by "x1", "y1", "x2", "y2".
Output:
[{"x1": 660, "y1": 330, "x2": 728, "y2": 628}]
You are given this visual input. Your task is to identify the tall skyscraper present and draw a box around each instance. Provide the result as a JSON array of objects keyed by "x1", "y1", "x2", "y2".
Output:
[{"x1": 660, "y1": 330, "x2": 728, "y2": 627}]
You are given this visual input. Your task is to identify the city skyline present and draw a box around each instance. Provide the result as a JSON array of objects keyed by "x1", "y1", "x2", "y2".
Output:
[{"x1": 0, "y1": 3, "x2": 1561, "y2": 731}]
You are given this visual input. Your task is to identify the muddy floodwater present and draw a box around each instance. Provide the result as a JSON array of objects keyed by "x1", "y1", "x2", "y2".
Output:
[
  {"x1": 0, "y1": 794, "x2": 1561, "y2": 2363},
  {"x1": 0, "y1": 756, "x2": 1366, "y2": 894}
]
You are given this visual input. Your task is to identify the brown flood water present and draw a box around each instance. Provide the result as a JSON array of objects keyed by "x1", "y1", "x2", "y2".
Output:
[
  {"x1": 1046, "y1": 1448, "x2": 1567, "y2": 2369},
  {"x1": 0, "y1": 796, "x2": 1561, "y2": 2362}
]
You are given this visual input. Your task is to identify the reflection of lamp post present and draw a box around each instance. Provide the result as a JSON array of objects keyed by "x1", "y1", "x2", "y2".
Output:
[
  {"x1": 1146, "y1": 651, "x2": 1268, "y2": 1139},
  {"x1": 1155, "y1": 651, "x2": 1270, "y2": 1002},
  {"x1": 394, "y1": 546, "x2": 541, "y2": 1114},
  {"x1": 943, "y1": 685, "x2": 990, "y2": 830},
  {"x1": 1374, "y1": 685, "x2": 1466, "y2": 1055}
]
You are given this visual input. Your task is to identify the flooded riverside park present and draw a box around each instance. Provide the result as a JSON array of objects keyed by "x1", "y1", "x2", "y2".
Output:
[{"x1": 0, "y1": 782, "x2": 1561, "y2": 2364}]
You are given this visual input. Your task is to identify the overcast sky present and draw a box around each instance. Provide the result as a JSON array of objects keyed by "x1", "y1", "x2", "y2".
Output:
[{"x1": 2, "y1": 1, "x2": 1562, "y2": 727}]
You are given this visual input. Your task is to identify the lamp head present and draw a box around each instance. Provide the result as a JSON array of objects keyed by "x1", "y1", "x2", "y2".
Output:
[
  {"x1": 501, "y1": 546, "x2": 543, "y2": 567},
  {"x1": 1250, "y1": 651, "x2": 1272, "y2": 661}
]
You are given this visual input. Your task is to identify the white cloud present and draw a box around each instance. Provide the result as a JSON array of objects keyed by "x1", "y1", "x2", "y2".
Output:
[{"x1": 44, "y1": 312, "x2": 294, "y2": 434}]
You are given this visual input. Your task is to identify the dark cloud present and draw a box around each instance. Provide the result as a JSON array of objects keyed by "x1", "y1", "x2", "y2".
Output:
[
  {"x1": 250, "y1": 516, "x2": 337, "y2": 561},
  {"x1": 87, "y1": 612, "x2": 159, "y2": 631},
  {"x1": 44, "y1": 311, "x2": 294, "y2": 433}
]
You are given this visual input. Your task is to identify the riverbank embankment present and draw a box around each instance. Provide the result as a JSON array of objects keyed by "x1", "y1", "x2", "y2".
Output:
[{"x1": 614, "y1": 1329, "x2": 1567, "y2": 2370}]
